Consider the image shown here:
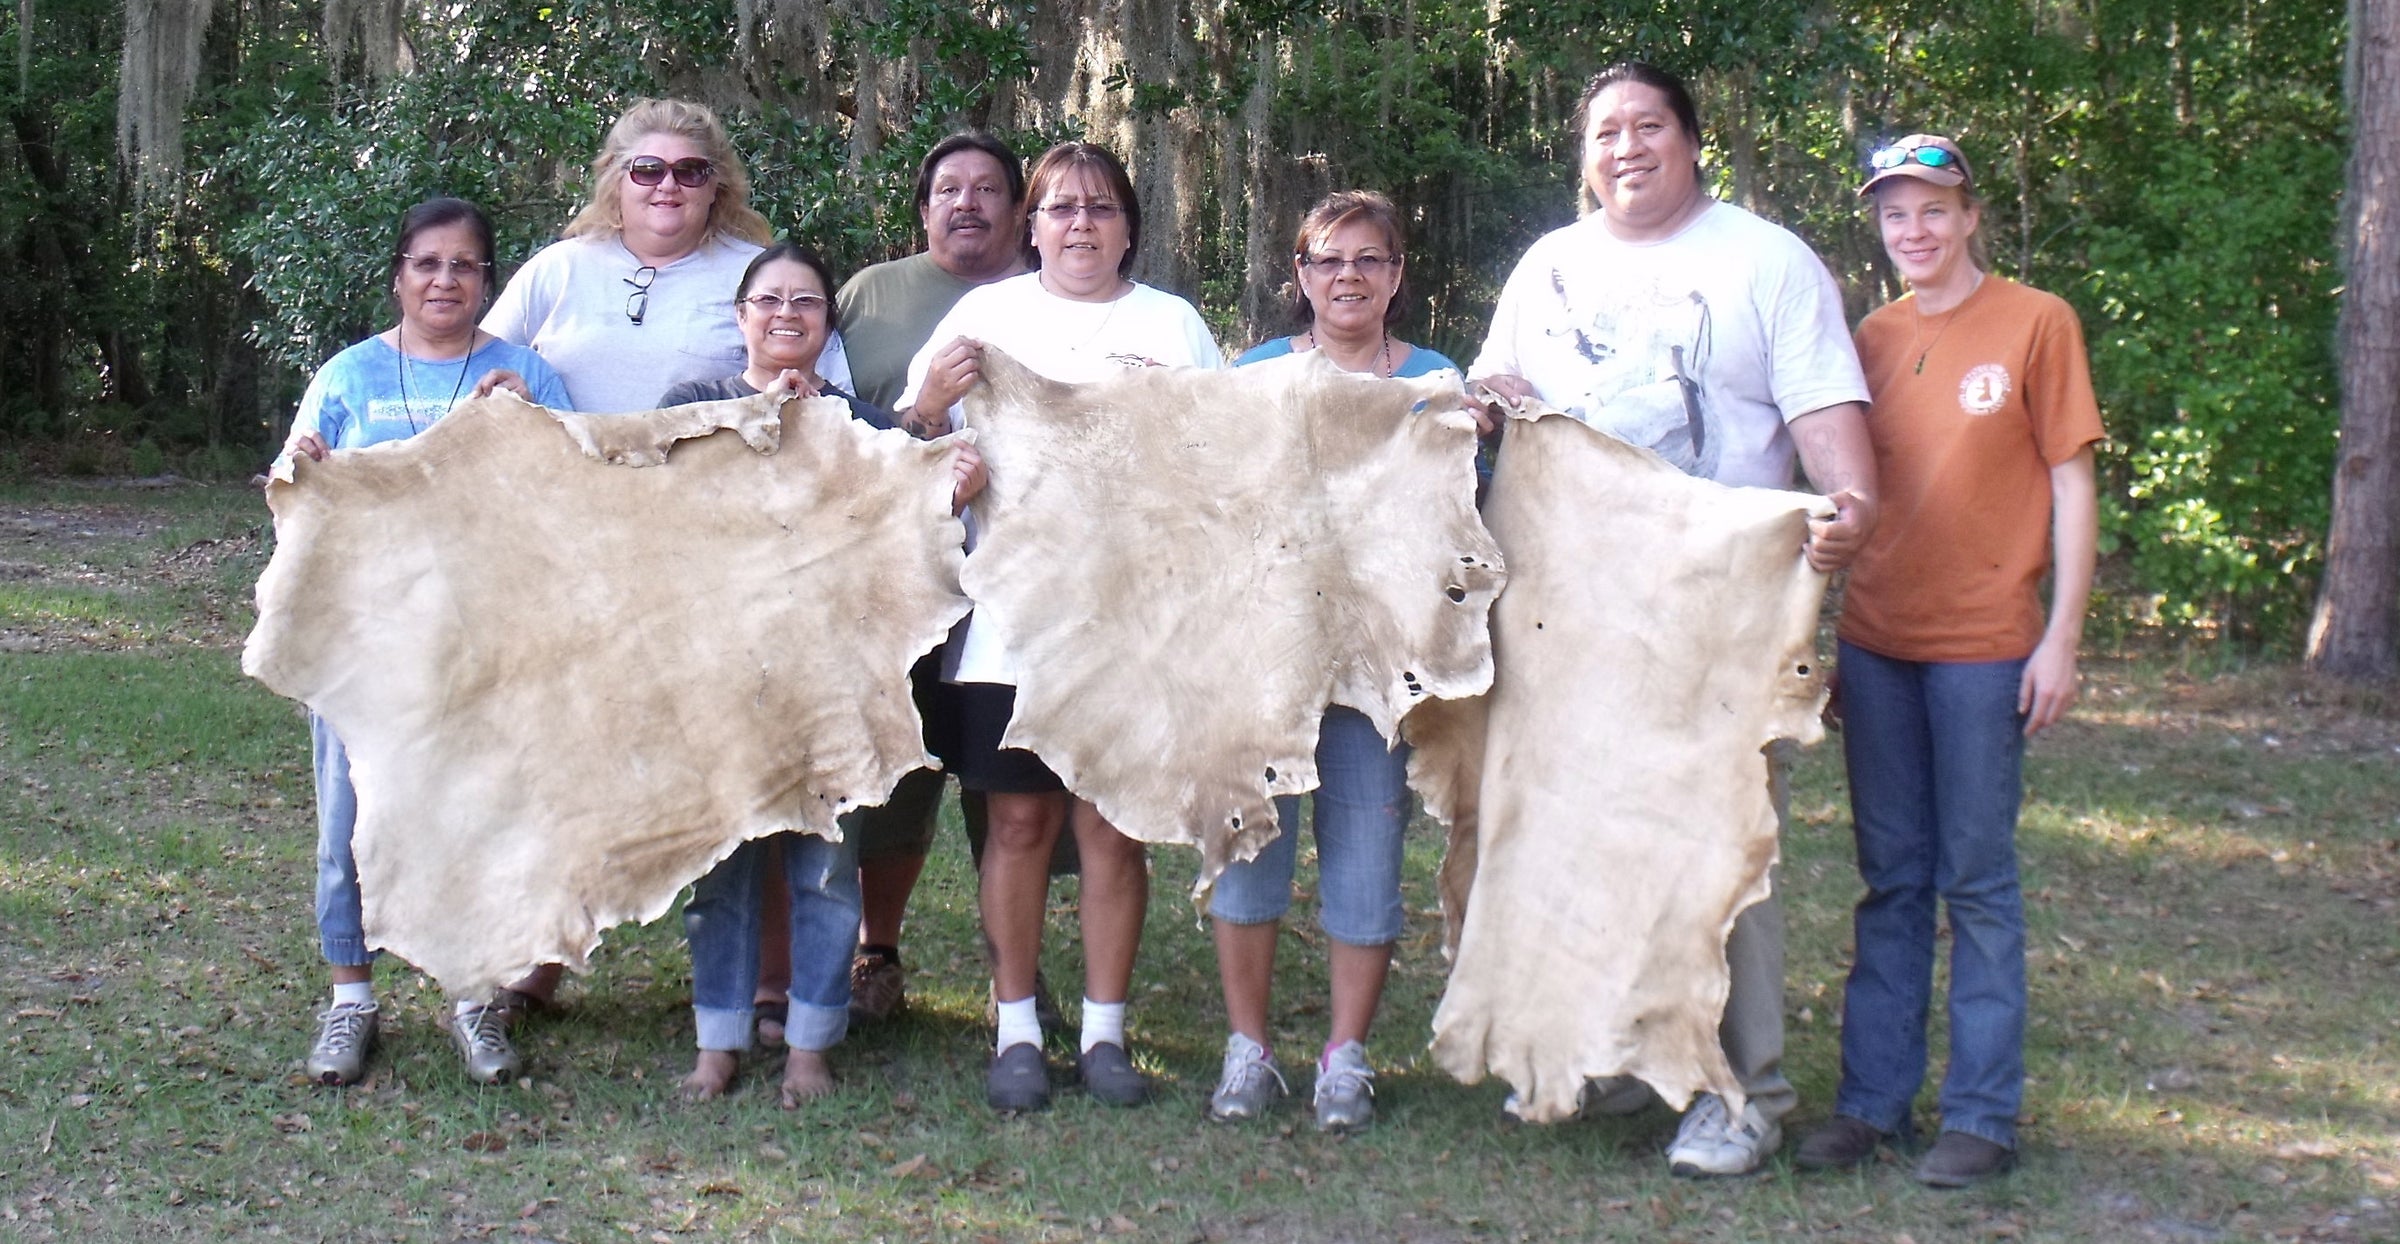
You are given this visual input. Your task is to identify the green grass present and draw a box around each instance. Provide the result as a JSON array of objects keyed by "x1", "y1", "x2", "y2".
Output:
[{"x1": 3, "y1": 480, "x2": 2396, "y2": 1242}]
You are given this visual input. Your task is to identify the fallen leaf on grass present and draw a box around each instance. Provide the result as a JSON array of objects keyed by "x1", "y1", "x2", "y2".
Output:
[
  {"x1": 886, "y1": 1153, "x2": 931, "y2": 1179},
  {"x1": 695, "y1": 1181, "x2": 741, "y2": 1197},
  {"x1": 1107, "y1": 1214, "x2": 1138, "y2": 1233},
  {"x1": 462, "y1": 1131, "x2": 506, "y2": 1152}
]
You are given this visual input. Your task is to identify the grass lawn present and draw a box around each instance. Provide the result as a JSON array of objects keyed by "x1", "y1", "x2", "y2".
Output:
[{"x1": 2, "y1": 479, "x2": 2395, "y2": 1242}]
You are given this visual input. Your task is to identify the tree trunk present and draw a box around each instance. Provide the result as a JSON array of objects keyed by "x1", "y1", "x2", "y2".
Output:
[{"x1": 2307, "y1": 0, "x2": 2400, "y2": 680}]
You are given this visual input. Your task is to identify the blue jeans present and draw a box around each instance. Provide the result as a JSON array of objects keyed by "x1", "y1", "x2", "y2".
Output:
[
  {"x1": 310, "y1": 714, "x2": 374, "y2": 968},
  {"x1": 1834, "y1": 640, "x2": 2028, "y2": 1148},
  {"x1": 684, "y1": 832, "x2": 861, "y2": 1053},
  {"x1": 1209, "y1": 707, "x2": 1409, "y2": 945}
]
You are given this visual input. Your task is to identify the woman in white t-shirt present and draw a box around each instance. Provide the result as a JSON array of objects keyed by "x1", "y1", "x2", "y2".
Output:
[
  {"x1": 899, "y1": 141, "x2": 1223, "y2": 1114},
  {"x1": 485, "y1": 97, "x2": 850, "y2": 413}
]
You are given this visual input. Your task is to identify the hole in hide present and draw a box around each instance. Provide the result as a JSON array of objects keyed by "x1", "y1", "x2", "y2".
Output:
[
  {"x1": 1263, "y1": 766, "x2": 1278, "y2": 782},
  {"x1": 1445, "y1": 585, "x2": 1467, "y2": 603}
]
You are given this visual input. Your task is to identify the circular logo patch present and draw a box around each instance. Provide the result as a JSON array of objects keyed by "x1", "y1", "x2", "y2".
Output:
[{"x1": 1958, "y1": 363, "x2": 2012, "y2": 416}]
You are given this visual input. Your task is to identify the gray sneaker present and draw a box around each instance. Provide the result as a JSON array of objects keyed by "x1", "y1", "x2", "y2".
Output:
[
  {"x1": 1313, "y1": 1040, "x2": 1376, "y2": 1134},
  {"x1": 451, "y1": 1002, "x2": 522, "y2": 1084},
  {"x1": 306, "y1": 1001, "x2": 379, "y2": 1086},
  {"x1": 1206, "y1": 1033, "x2": 1288, "y2": 1123}
]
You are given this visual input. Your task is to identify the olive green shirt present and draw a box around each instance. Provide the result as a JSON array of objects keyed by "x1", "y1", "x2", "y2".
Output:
[{"x1": 835, "y1": 252, "x2": 983, "y2": 412}]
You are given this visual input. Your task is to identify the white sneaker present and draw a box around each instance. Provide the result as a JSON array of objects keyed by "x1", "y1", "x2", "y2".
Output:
[{"x1": 1667, "y1": 1093, "x2": 1781, "y2": 1177}]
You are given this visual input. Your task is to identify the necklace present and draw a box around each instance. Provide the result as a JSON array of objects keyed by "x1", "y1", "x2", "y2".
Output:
[
  {"x1": 1908, "y1": 271, "x2": 1984, "y2": 374},
  {"x1": 1302, "y1": 328, "x2": 1393, "y2": 376},
  {"x1": 1045, "y1": 273, "x2": 1127, "y2": 353},
  {"x1": 396, "y1": 323, "x2": 474, "y2": 431}
]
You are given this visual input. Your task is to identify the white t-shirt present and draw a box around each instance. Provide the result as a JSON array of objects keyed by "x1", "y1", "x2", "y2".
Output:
[
  {"x1": 1470, "y1": 202, "x2": 1867, "y2": 489},
  {"x1": 485, "y1": 233, "x2": 851, "y2": 413},
  {"x1": 900, "y1": 271, "x2": 1226, "y2": 685}
]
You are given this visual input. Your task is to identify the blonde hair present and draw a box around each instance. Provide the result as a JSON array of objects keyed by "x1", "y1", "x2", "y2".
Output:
[{"x1": 562, "y1": 98, "x2": 773, "y2": 247}]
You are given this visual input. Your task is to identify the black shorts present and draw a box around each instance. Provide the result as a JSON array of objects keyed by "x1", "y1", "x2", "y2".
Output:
[{"x1": 944, "y1": 680, "x2": 1067, "y2": 794}]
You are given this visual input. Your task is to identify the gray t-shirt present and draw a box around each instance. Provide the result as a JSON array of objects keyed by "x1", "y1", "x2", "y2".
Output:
[{"x1": 484, "y1": 234, "x2": 762, "y2": 414}]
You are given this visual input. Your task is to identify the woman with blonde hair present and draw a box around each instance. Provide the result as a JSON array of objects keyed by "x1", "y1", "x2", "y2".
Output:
[
  {"x1": 487, "y1": 98, "x2": 845, "y2": 413},
  {"x1": 1794, "y1": 133, "x2": 2102, "y2": 1188}
]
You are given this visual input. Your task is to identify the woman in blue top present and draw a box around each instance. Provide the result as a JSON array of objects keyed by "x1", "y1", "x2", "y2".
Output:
[
  {"x1": 284, "y1": 197, "x2": 571, "y2": 1089},
  {"x1": 663, "y1": 239, "x2": 983, "y2": 1107},
  {"x1": 1208, "y1": 190, "x2": 1460, "y2": 1134}
]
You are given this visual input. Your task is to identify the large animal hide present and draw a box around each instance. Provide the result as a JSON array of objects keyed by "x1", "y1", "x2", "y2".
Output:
[
  {"x1": 1407, "y1": 400, "x2": 1833, "y2": 1122},
  {"x1": 959, "y1": 349, "x2": 1503, "y2": 892},
  {"x1": 243, "y1": 390, "x2": 969, "y2": 997}
]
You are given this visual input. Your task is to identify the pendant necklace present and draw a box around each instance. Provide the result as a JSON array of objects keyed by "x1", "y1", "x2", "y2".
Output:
[
  {"x1": 1909, "y1": 271, "x2": 1984, "y2": 375},
  {"x1": 1303, "y1": 328, "x2": 1392, "y2": 376},
  {"x1": 396, "y1": 323, "x2": 474, "y2": 432}
]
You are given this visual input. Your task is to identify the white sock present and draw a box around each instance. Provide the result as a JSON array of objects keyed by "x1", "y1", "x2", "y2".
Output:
[
  {"x1": 453, "y1": 998, "x2": 481, "y2": 1018},
  {"x1": 331, "y1": 981, "x2": 373, "y2": 1009},
  {"x1": 994, "y1": 996, "x2": 1041, "y2": 1053},
  {"x1": 1080, "y1": 999, "x2": 1125, "y2": 1054}
]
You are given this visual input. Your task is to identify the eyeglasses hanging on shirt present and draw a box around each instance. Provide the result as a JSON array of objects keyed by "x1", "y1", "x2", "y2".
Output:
[{"x1": 625, "y1": 265, "x2": 657, "y2": 325}]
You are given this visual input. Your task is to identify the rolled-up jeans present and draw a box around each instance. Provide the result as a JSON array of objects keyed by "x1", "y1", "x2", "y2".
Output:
[
  {"x1": 1208, "y1": 707, "x2": 1409, "y2": 946},
  {"x1": 685, "y1": 831, "x2": 861, "y2": 1053},
  {"x1": 1833, "y1": 640, "x2": 2029, "y2": 1148},
  {"x1": 310, "y1": 713, "x2": 374, "y2": 969}
]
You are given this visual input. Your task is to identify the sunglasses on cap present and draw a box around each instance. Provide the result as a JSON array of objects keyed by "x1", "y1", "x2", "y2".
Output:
[
  {"x1": 625, "y1": 156, "x2": 716, "y2": 188},
  {"x1": 1870, "y1": 141, "x2": 1958, "y2": 172}
]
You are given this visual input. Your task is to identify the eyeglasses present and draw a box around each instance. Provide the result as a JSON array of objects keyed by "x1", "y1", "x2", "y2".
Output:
[
  {"x1": 398, "y1": 254, "x2": 491, "y2": 279},
  {"x1": 1870, "y1": 142, "x2": 1959, "y2": 172},
  {"x1": 1035, "y1": 202, "x2": 1122, "y2": 222},
  {"x1": 625, "y1": 156, "x2": 716, "y2": 188},
  {"x1": 741, "y1": 291, "x2": 830, "y2": 314},
  {"x1": 1299, "y1": 254, "x2": 1398, "y2": 276},
  {"x1": 624, "y1": 265, "x2": 657, "y2": 325}
]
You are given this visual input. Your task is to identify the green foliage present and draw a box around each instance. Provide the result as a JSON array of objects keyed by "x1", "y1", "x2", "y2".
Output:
[
  {"x1": 2085, "y1": 141, "x2": 2342, "y2": 641},
  {"x1": 0, "y1": 0, "x2": 2361, "y2": 647}
]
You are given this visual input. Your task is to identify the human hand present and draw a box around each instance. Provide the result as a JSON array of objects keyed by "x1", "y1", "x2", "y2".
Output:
[
  {"x1": 918, "y1": 336, "x2": 985, "y2": 418},
  {"x1": 2018, "y1": 635, "x2": 2080, "y2": 736},
  {"x1": 1804, "y1": 488, "x2": 1875, "y2": 573},
  {"x1": 290, "y1": 433, "x2": 331, "y2": 462},
  {"x1": 949, "y1": 441, "x2": 987, "y2": 513},
  {"x1": 472, "y1": 369, "x2": 533, "y2": 401},
  {"x1": 771, "y1": 370, "x2": 823, "y2": 398}
]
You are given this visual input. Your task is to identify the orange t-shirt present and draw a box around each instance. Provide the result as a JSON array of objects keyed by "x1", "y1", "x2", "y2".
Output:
[{"x1": 1839, "y1": 277, "x2": 2104, "y2": 663}]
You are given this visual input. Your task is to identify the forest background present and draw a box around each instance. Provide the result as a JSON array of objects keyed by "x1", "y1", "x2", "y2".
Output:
[{"x1": 0, "y1": 0, "x2": 2365, "y2": 652}]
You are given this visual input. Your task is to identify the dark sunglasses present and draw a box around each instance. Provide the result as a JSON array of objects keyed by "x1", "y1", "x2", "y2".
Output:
[
  {"x1": 625, "y1": 156, "x2": 716, "y2": 188},
  {"x1": 1870, "y1": 142, "x2": 1958, "y2": 172}
]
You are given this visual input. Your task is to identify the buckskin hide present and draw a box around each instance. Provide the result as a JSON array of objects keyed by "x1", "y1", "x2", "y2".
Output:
[
  {"x1": 242, "y1": 389, "x2": 969, "y2": 997},
  {"x1": 958, "y1": 349, "x2": 1504, "y2": 894},
  {"x1": 1406, "y1": 399, "x2": 1834, "y2": 1122}
]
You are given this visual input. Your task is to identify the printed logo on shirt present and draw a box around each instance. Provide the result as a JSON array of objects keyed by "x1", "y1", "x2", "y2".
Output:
[{"x1": 1958, "y1": 363, "x2": 2012, "y2": 416}]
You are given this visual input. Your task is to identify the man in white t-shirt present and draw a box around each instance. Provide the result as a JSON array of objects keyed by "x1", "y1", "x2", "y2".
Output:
[{"x1": 1472, "y1": 61, "x2": 1879, "y2": 1179}]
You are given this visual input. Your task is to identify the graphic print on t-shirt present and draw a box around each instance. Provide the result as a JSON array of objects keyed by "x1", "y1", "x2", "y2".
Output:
[
  {"x1": 1958, "y1": 363, "x2": 2011, "y2": 416},
  {"x1": 1540, "y1": 266, "x2": 1721, "y2": 477}
]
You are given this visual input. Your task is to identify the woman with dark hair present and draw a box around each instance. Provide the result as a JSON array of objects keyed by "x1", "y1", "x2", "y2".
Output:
[
  {"x1": 662, "y1": 239, "x2": 984, "y2": 1106},
  {"x1": 1793, "y1": 134, "x2": 2100, "y2": 1188},
  {"x1": 485, "y1": 98, "x2": 849, "y2": 413},
  {"x1": 1202, "y1": 190, "x2": 1458, "y2": 1134},
  {"x1": 284, "y1": 196, "x2": 571, "y2": 1088},
  {"x1": 1468, "y1": 60, "x2": 1879, "y2": 1178},
  {"x1": 899, "y1": 140, "x2": 1222, "y2": 1114}
]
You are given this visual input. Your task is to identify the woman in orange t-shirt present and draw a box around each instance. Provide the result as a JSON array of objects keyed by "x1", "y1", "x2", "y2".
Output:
[{"x1": 1793, "y1": 135, "x2": 2103, "y2": 1189}]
